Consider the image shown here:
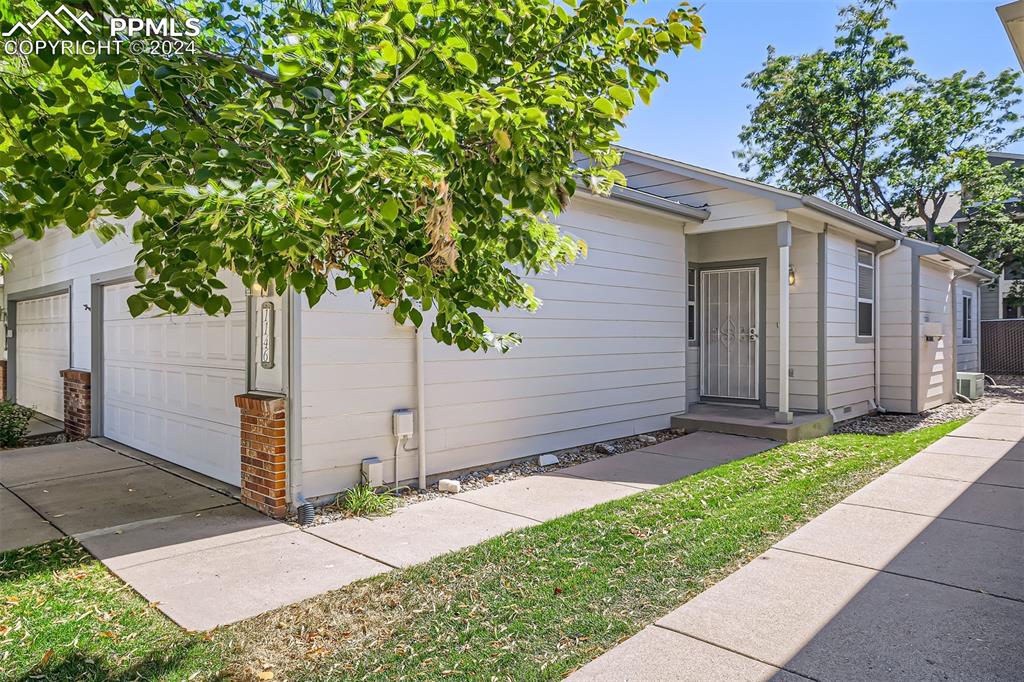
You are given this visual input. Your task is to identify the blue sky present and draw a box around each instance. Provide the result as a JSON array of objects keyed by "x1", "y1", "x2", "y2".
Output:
[{"x1": 620, "y1": 1, "x2": 1024, "y2": 175}]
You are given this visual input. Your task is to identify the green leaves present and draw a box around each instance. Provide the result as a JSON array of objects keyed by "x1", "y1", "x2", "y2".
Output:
[{"x1": 0, "y1": 0, "x2": 704, "y2": 350}]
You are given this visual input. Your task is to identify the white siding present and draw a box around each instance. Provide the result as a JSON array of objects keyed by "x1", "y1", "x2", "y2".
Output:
[
  {"x1": 299, "y1": 197, "x2": 689, "y2": 499},
  {"x1": 955, "y1": 282, "x2": 980, "y2": 372},
  {"x1": 824, "y1": 229, "x2": 875, "y2": 419},
  {"x1": 878, "y1": 245, "x2": 913, "y2": 413},
  {"x1": 6, "y1": 227, "x2": 137, "y2": 370},
  {"x1": 917, "y1": 261, "x2": 954, "y2": 410},
  {"x1": 685, "y1": 225, "x2": 819, "y2": 412}
]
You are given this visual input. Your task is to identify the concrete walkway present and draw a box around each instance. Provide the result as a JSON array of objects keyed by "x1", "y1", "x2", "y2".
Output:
[
  {"x1": 568, "y1": 401, "x2": 1024, "y2": 682},
  {"x1": 0, "y1": 431, "x2": 776, "y2": 631}
]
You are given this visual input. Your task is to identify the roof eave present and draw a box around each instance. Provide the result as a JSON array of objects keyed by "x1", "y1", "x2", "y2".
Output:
[{"x1": 800, "y1": 196, "x2": 904, "y2": 241}]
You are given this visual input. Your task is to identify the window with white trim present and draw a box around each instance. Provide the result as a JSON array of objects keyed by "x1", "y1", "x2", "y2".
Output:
[
  {"x1": 687, "y1": 268, "x2": 697, "y2": 342},
  {"x1": 856, "y1": 248, "x2": 874, "y2": 338},
  {"x1": 961, "y1": 294, "x2": 974, "y2": 343}
]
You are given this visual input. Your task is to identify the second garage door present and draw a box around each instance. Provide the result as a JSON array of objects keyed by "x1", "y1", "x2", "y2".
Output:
[
  {"x1": 102, "y1": 281, "x2": 248, "y2": 486},
  {"x1": 14, "y1": 292, "x2": 70, "y2": 420}
]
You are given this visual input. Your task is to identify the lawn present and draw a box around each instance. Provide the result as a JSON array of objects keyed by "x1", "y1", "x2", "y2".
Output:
[{"x1": 1, "y1": 421, "x2": 962, "y2": 681}]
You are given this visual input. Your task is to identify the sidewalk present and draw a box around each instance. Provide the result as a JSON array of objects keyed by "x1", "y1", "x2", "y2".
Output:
[
  {"x1": 3, "y1": 430, "x2": 775, "y2": 631},
  {"x1": 568, "y1": 402, "x2": 1024, "y2": 682}
]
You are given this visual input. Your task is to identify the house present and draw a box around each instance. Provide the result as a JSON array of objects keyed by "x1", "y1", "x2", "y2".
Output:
[
  {"x1": 998, "y1": 0, "x2": 1024, "y2": 71},
  {"x1": 1, "y1": 148, "x2": 994, "y2": 518}
]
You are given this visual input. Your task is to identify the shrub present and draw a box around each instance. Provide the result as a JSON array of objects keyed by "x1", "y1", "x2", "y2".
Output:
[
  {"x1": 0, "y1": 401, "x2": 34, "y2": 447},
  {"x1": 336, "y1": 484, "x2": 398, "y2": 518}
]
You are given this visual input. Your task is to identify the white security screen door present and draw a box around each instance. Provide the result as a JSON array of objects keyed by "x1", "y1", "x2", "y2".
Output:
[{"x1": 700, "y1": 267, "x2": 759, "y2": 400}]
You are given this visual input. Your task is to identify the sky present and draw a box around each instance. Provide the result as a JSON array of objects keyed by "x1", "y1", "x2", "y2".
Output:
[{"x1": 619, "y1": 0, "x2": 1024, "y2": 175}]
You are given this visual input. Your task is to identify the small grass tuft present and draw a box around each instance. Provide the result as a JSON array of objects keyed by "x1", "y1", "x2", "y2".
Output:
[{"x1": 335, "y1": 483, "x2": 399, "y2": 518}]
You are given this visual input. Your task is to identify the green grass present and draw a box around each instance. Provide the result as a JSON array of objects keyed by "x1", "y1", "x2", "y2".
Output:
[
  {"x1": 0, "y1": 421, "x2": 962, "y2": 681},
  {"x1": 0, "y1": 539, "x2": 219, "y2": 681},
  {"x1": 218, "y1": 420, "x2": 963, "y2": 681}
]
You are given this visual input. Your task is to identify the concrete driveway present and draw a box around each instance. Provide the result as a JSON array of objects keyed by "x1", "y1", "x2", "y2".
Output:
[{"x1": 569, "y1": 402, "x2": 1024, "y2": 682}]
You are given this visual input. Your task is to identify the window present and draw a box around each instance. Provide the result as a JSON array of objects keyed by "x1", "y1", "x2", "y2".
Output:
[
  {"x1": 856, "y1": 248, "x2": 874, "y2": 338},
  {"x1": 687, "y1": 268, "x2": 697, "y2": 342},
  {"x1": 961, "y1": 294, "x2": 974, "y2": 342}
]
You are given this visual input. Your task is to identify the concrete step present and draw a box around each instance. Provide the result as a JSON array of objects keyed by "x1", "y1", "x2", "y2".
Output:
[{"x1": 671, "y1": 406, "x2": 833, "y2": 443}]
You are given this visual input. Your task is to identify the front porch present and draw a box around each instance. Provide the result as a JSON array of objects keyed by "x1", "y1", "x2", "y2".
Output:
[{"x1": 672, "y1": 404, "x2": 834, "y2": 443}]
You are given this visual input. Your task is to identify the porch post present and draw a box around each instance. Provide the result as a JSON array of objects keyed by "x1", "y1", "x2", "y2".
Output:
[{"x1": 776, "y1": 222, "x2": 794, "y2": 424}]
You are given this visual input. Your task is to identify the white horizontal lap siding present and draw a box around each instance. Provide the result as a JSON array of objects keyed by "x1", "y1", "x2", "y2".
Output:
[
  {"x1": 825, "y1": 230, "x2": 874, "y2": 419},
  {"x1": 918, "y1": 261, "x2": 954, "y2": 410},
  {"x1": 6, "y1": 227, "x2": 138, "y2": 371},
  {"x1": 298, "y1": 197, "x2": 688, "y2": 499},
  {"x1": 955, "y1": 282, "x2": 979, "y2": 372},
  {"x1": 878, "y1": 245, "x2": 913, "y2": 413}
]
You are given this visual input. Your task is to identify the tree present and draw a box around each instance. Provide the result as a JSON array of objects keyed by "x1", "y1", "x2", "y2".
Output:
[
  {"x1": 736, "y1": 0, "x2": 1023, "y2": 267},
  {"x1": 0, "y1": 0, "x2": 704, "y2": 351}
]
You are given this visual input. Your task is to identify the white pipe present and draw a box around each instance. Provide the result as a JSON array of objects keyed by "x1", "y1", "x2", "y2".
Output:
[
  {"x1": 415, "y1": 326, "x2": 427, "y2": 491},
  {"x1": 873, "y1": 239, "x2": 902, "y2": 412}
]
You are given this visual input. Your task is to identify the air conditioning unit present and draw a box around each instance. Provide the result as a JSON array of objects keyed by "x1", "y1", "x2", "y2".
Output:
[{"x1": 956, "y1": 372, "x2": 985, "y2": 400}]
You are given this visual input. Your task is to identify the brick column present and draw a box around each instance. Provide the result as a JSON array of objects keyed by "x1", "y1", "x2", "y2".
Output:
[
  {"x1": 234, "y1": 393, "x2": 288, "y2": 518},
  {"x1": 0, "y1": 360, "x2": 7, "y2": 401},
  {"x1": 60, "y1": 369, "x2": 92, "y2": 440}
]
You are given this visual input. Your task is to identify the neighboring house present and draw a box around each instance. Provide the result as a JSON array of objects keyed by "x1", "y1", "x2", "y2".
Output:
[{"x1": 1, "y1": 148, "x2": 993, "y2": 518}]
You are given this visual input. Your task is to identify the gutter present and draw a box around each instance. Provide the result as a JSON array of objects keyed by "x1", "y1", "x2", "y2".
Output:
[
  {"x1": 577, "y1": 184, "x2": 709, "y2": 222},
  {"x1": 873, "y1": 238, "x2": 903, "y2": 413}
]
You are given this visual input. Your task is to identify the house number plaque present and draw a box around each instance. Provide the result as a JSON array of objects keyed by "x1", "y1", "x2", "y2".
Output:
[{"x1": 260, "y1": 301, "x2": 275, "y2": 369}]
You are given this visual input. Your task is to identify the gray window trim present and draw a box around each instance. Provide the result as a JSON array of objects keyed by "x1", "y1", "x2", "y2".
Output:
[
  {"x1": 89, "y1": 271, "x2": 139, "y2": 437},
  {"x1": 686, "y1": 266, "x2": 699, "y2": 346},
  {"x1": 855, "y1": 244, "x2": 875, "y2": 341},
  {"x1": 960, "y1": 290, "x2": 975, "y2": 344}
]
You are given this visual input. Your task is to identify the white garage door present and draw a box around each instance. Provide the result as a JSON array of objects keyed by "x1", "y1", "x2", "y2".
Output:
[
  {"x1": 102, "y1": 280, "x2": 247, "y2": 486},
  {"x1": 15, "y1": 292, "x2": 70, "y2": 420}
]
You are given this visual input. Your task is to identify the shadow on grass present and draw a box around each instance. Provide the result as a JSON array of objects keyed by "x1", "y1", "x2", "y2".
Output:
[{"x1": 15, "y1": 646, "x2": 218, "y2": 682}]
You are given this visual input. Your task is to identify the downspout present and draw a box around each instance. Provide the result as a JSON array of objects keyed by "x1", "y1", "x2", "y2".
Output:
[
  {"x1": 873, "y1": 238, "x2": 902, "y2": 413},
  {"x1": 950, "y1": 265, "x2": 976, "y2": 403},
  {"x1": 415, "y1": 326, "x2": 428, "y2": 491}
]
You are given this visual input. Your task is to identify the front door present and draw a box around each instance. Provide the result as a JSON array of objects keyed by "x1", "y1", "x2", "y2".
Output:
[{"x1": 700, "y1": 267, "x2": 760, "y2": 401}]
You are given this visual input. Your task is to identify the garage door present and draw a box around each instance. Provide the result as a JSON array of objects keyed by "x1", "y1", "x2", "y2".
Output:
[
  {"x1": 15, "y1": 292, "x2": 70, "y2": 420},
  {"x1": 102, "y1": 280, "x2": 247, "y2": 486}
]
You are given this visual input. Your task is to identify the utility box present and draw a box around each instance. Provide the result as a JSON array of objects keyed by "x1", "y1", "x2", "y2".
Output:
[
  {"x1": 393, "y1": 409, "x2": 414, "y2": 438},
  {"x1": 361, "y1": 457, "x2": 383, "y2": 487},
  {"x1": 956, "y1": 372, "x2": 985, "y2": 400}
]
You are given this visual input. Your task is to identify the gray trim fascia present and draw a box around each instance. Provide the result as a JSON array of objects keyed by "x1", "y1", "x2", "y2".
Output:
[
  {"x1": 801, "y1": 196, "x2": 903, "y2": 241},
  {"x1": 606, "y1": 185, "x2": 709, "y2": 221},
  {"x1": 7, "y1": 280, "x2": 73, "y2": 303},
  {"x1": 694, "y1": 258, "x2": 768, "y2": 409},
  {"x1": 90, "y1": 283, "x2": 104, "y2": 436},
  {"x1": 91, "y1": 266, "x2": 137, "y2": 284},
  {"x1": 817, "y1": 231, "x2": 827, "y2": 413},
  {"x1": 910, "y1": 255, "x2": 921, "y2": 413},
  {"x1": 5, "y1": 303, "x2": 14, "y2": 402}
]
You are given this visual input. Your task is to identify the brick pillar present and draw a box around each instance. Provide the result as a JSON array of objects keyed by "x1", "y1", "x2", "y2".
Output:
[
  {"x1": 234, "y1": 393, "x2": 288, "y2": 518},
  {"x1": 60, "y1": 369, "x2": 92, "y2": 440},
  {"x1": 0, "y1": 360, "x2": 7, "y2": 401}
]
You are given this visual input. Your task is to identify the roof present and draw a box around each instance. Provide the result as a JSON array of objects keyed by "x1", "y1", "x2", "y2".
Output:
[
  {"x1": 904, "y1": 237, "x2": 997, "y2": 279},
  {"x1": 997, "y1": 1, "x2": 1024, "y2": 71},
  {"x1": 615, "y1": 146, "x2": 904, "y2": 242}
]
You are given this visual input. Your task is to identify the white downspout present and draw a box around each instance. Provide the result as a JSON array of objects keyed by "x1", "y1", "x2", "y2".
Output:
[
  {"x1": 873, "y1": 238, "x2": 902, "y2": 413},
  {"x1": 415, "y1": 326, "x2": 428, "y2": 491}
]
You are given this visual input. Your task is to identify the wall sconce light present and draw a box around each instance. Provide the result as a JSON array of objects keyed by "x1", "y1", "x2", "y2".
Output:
[{"x1": 788, "y1": 266, "x2": 796, "y2": 287}]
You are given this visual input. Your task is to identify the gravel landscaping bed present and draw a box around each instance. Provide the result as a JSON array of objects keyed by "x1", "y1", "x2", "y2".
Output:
[
  {"x1": 301, "y1": 428, "x2": 683, "y2": 527},
  {"x1": 833, "y1": 374, "x2": 1024, "y2": 436}
]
